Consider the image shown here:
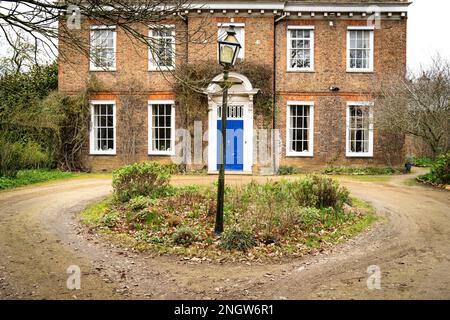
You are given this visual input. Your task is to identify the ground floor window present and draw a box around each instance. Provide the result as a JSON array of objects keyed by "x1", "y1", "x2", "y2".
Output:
[
  {"x1": 90, "y1": 101, "x2": 116, "y2": 155},
  {"x1": 286, "y1": 102, "x2": 314, "y2": 157},
  {"x1": 148, "y1": 100, "x2": 175, "y2": 155},
  {"x1": 346, "y1": 102, "x2": 374, "y2": 157}
]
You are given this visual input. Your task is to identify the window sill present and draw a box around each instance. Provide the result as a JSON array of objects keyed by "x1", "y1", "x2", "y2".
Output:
[
  {"x1": 90, "y1": 151, "x2": 116, "y2": 156},
  {"x1": 346, "y1": 69, "x2": 374, "y2": 74},
  {"x1": 148, "y1": 152, "x2": 175, "y2": 156},
  {"x1": 286, "y1": 152, "x2": 314, "y2": 158},
  {"x1": 89, "y1": 69, "x2": 117, "y2": 72},
  {"x1": 287, "y1": 69, "x2": 315, "y2": 73},
  {"x1": 148, "y1": 67, "x2": 175, "y2": 72},
  {"x1": 346, "y1": 153, "x2": 373, "y2": 158}
]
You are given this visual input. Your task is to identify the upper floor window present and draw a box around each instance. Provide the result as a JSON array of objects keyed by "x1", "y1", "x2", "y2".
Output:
[
  {"x1": 287, "y1": 26, "x2": 314, "y2": 72},
  {"x1": 286, "y1": 102, "x2": 314, "y2": 157},
  {"x1": 346, "y1": 102, "x2": 374, "y2": 157},
  {"x1": 90, "y1": 101, "x2": 116, "y2": 155},
  {"x1": 148, "y1": 101, "x2": 175, "y2": 155},
  {"x1": 149, "y1": 25, "x2": 175, "y2": 71},
  {"x1": 218, "y1": 23, "x2": 245, "y2": 61},
  {"x1": 90, "y1": 26, "x2": 116, "y2": 71},
  {"x1": 347, "y1": 27, "x2": 374, "y2": 72}
]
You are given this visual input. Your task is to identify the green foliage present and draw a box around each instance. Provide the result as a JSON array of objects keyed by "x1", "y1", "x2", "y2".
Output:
[
  {"x1": 289, "y1": 176, "x2": 350, "y2": 210},
  {"x1": 226, "y1": 177, "x2": 350, "y2": 238},
  {"x1": 419, "y1": 152, "x2": 450, "y2": 185},
  {"x1": 172, "y1": 227, "x2": 196, "y2": 246},
  {"x1": 101, "y1": 211, "x2": 119, "y2": 228},
  {"x1": 82, "y1": 177, "x2": 374, "y2": 259},
  {"x1": 0, "y1": 63, "x2": 58, "y2": 175},
  {"x1": 412, "y1": 156, "x2": 435, "y2": 168},
  {"x1": 278, "y1": 166, "x2": 297, "y2": 176},
  {"x1": 0, "y1": 169, "x2": 75, "y2": 190},
  {"x1": 0, "y1": 138, "x2": 49, "y2": 177},
  {"x1": 112, "y1": 162, "x2": 174, "y2": 202},
  {"x1": 0, "y1": 63, "x2": 96, "y2": 174},
  {"x1": 219, "y1": 229, "x2": 256, "y2": 252},
  {"x1": 323, "y1": 167, "x2": 402, "y2": 176},
  {"x1": 126, "y1": 196, "x2": 154, "y2": 212},
  {"x1": 174, "y1": 61, "x2": 274, "y2": 128}
]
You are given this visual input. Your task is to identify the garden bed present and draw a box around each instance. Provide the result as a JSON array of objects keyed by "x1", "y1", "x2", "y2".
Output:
[
  {"x1": 80, "y1": 163, "x2": 377, "y2": 262},
  {"x1": 322, "y1": 167, "x2": 404, "y2": 176}
]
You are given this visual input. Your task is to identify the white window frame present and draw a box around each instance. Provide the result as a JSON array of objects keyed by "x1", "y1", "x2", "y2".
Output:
[
  {"x1": 217, "y1": 23, "x2": 245, "y2": 61},
  {"x1": 346, "y1": 101, "x2": 374, "y2": 158},
  {"x1": 287, "y1": 26, "x2": 315, "y2": 72},
  {"x1": 89, "y1": 26, "x2": 117, "y2": 71},
  {"x1": 346, "y1": 26, "x2": 374, "y2": 73},
  {"x1": 148, "y1": 24, "x2": 176, "y2": 71},
  {"x1": 148, "y1": 100, "x2": 176, "y2": 156},
  {"x1": 89, "y1": 100, "x2": 117, "y2": 155},
  {"x1": 286, "y1": 101, "x2": 315, "y2": 157}
]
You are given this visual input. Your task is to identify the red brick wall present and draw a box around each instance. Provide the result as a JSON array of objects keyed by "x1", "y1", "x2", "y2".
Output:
[{"x1": 59, "y1": 13, "x2": 407, "y2": 172}]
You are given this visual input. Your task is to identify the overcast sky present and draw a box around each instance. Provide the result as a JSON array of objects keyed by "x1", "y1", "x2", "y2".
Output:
[
  {"x1": 1, "y1": 0, "x2": 449, "y2": 74},
  {"x1": 407, "y1": 0, "x2": 450, "y2": 72}
]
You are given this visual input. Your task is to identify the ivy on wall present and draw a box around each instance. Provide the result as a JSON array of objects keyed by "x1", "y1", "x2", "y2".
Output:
[{"x1": 173, "y1": 61, "x2": 274, "y2": 130}]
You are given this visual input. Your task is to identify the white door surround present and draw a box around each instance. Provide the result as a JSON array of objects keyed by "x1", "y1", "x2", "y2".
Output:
[{"x1": 205, "y1": 72, "x2": 259, "y2": 174}]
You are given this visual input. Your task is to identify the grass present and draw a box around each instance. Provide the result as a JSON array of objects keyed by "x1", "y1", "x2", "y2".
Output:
[
  {"x1": 80, "y1": 197, "x2": 113, "y2": 226},
  {"x1": 412, "y1": 157, "x2": 435, "y2": 168},
  {"x1": 332, "y1": 175, "x2": 392, "y2": 183},
  {"x1": 323, "y1": 166, "x2": 403, "y2": 176},
  {"x1": 0, "y1": 169, "x2": 80, "y2": 190},
  {"x1": 80, "y1": 176, "x2": 378, "y2": 262}
]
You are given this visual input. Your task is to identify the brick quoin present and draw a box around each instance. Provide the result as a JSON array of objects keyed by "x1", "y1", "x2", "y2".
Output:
[{"x1": 58, "y1": 1, "x2": 409, "y2": 172}]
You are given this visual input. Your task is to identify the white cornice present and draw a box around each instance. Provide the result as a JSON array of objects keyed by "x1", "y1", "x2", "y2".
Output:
[
  {"x1": 188, "y1": 2, "x2": 411, "y2": 13},
  {"x1": 284, "y1": 3, "x2": 410, "y2": 13},
  {"x1": 189, "y1": 2, "x2": 285, "y2": 10}
]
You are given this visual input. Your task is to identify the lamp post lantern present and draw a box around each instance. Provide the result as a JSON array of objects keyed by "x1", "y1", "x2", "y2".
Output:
[{"x1": 215, "y1": 27, "x2": 241, "y2": 236}]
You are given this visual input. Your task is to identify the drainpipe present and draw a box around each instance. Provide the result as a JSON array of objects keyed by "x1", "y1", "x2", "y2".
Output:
[{"x1": 273, "y1": 12, "x2": 287, "y2": 174}]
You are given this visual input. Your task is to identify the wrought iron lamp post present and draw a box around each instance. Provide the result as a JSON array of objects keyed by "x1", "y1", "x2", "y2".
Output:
[{"x1": 215, "y1": 27, "x2": 241, "y2": 236}]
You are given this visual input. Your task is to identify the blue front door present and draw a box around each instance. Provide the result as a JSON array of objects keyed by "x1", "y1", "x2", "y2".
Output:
[{"x1": 217, "y1": 120, "x2": 244, "y2": 171}]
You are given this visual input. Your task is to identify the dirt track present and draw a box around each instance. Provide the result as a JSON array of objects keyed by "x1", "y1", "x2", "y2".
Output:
[{"x1": 0, "y1": 170, "x2": 449, "y2": 300}]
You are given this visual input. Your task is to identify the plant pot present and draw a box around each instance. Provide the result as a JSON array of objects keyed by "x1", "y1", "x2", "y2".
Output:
[{"x1": 405, "y1": 163, "x2": 412, "y2": 173}]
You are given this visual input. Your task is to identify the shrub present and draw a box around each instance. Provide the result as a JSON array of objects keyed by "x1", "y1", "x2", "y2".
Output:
[
  {"x1": 172, "y1": 227, "x2": 196, "y2": 246},
  {"x1": 419, "y1": 152, "x2": 450, "y2": 185},
  {"x1": 0, "y1": 139, "x2": 50, "y2": 177},
  {"x1": 278, "y1": 166, "x2": 296, "y2": 176},
  {"x1": 290, "y1": 176, "x2": 350, "y2": 210},
  {"x1": 112, "y1": 162, "x2": 173, "y2": 202},
  {"x1": 127, "y1": 196, "x2": 154, "y2": 212},
  {"x1": 101, "y1": 211, "x2": 119, "y2": 228},
  {"x1": 220, "y1": 229, "x2": 256, "y2": 252}
]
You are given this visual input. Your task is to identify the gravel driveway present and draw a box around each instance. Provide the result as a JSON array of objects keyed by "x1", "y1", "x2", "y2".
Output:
[{"x1": 0, "y1": 170, "x2": 449, "y2": 300}]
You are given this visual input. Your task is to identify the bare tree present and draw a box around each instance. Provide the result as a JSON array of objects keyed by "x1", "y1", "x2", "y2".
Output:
[
  {"x1": 375, "y1": 57, "x2": 450, "y2": 157},
  {"x1": 0, "y1": 1, "x2": 208, "y2": 64},
  {"x1": 0, "y1": 30, "x2": 42, "y2": 75},
  {"x1": 117, "y1": 79, "x2": 146, "y2": 165}
]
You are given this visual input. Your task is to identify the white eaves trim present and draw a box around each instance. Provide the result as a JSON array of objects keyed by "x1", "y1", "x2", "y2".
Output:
[
  {"x1": 284, "y1": 3, "x2": 410, "y2": 13},
  {"x1": 187, "y1": 2, "x2": 409, "y2": 13},
  {"x1": 189, "y1": 2, "x2": 285, "y2": 10}
]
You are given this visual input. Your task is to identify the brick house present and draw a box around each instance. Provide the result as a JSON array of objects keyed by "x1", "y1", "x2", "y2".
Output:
[{"x1": 58, "y1": 0, "x2": 410, "y2": 173}]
